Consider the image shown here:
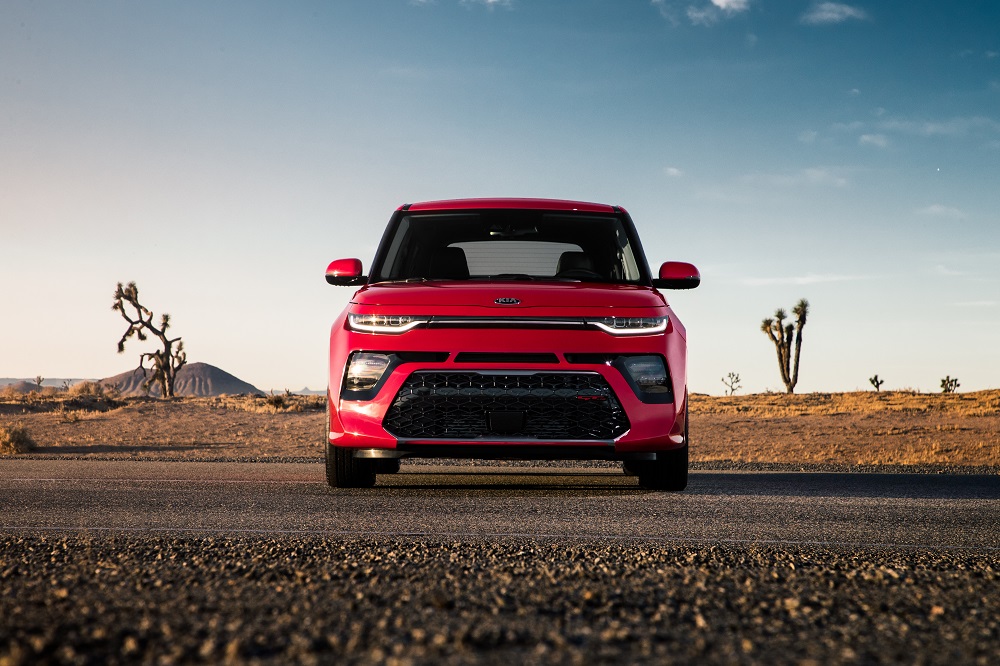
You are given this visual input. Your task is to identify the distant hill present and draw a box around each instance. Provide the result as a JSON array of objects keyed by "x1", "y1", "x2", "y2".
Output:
[
  {"x1": 101, "y1": 362, "x2": 263, "y2": 397},
  {"x1": 1, "y1": 380, "x2": 48, "y2": 394},
  {"x1": 0, "y1": 378, "x2": 93, "y2": 389}
]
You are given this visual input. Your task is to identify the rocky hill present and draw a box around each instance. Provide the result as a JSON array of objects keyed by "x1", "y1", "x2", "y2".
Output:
[{"x1": 101, "y1": 362, "x2": 262, "y2": 397}]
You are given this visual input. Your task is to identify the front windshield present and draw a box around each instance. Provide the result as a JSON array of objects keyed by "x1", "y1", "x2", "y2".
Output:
[{"x1": 370, "y1": 211, "x2": 647, "y2": 284}]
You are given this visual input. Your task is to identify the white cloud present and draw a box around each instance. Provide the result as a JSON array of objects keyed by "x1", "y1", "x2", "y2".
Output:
[
  {"x1": 848, "y1": 88, "x2": 861, "y2": 96},
  {"x1": 859, "y1": 133, "x2": 888, "y2": 148},
  {"x1": 741, "y1": 273, "x2": 868, "y2": 287},
  {"x1": 657, "y1": 0, "x2": 750, "y2": 26},
  {"x1": 798, "y1": 130, "x2": 819, "y2": 143},
  {"x1": 460, "y1": 0, "x2": 512, "y2": 9},
  {"x1": 687, "y1": 6, "x2": 719, "y2": 26},
  {"x1": 880, "y1": 116, "x2": 1000, "y2": 137},
  {"x1": 801, "y1": 3, "x2": 869, "y2": 25},
  {"x1": 664, "y1": 167, "x2": 684, "y2": 178},
  {"x1": 935, "y1": 265, "x2": 969, "y2": 277},
  {"x1": 986, "y1": 51, "x2": 999, "y2": 60},
  {"x1": 745, "y1": 167, "x2": 849, "y2": 188},
  {"x1": 712, "y1": 0, "x2": 749, "y2": 11},
  {"x1": 650, "y1": 0, "x2": 678, "y2": 23},
  {"x1": 917, "y1": 205, "x2": 965, "y2": 219}
]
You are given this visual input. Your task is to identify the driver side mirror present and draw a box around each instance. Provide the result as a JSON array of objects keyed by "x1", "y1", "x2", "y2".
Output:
[
  {"x1": 325, "y1": 258, "x2": 367, "y2": 286},
  {"x1": 652, "y1": 262, "x2": 700, "y2": 290}
]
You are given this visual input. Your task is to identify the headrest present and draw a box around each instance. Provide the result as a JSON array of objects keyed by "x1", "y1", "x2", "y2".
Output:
[
  {"x1": 556, "y1": 251, "x2": 594, "y2": 274},
  {"x1": 429, "y1": 247, "x2": 469, "y2": 279}
]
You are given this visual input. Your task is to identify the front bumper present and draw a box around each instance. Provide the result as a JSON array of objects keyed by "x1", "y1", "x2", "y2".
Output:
[{"x1": 328, "y1": 323, "x2": 687, "y2": 459}]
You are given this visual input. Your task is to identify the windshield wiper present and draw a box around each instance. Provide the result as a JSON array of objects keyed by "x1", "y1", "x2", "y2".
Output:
[{"x1": 488, "y1": 274, "x2": 537, "y2": 281}]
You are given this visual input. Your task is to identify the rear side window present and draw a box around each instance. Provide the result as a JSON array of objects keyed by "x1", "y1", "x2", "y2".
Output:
[{"x1": 451, "y1": 241, "x2": 582, "y2": 276}]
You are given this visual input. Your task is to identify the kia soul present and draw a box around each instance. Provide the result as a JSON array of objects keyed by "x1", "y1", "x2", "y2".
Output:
[{"x1": 324, "y1": 198, "x2": 700, "y2": 490}]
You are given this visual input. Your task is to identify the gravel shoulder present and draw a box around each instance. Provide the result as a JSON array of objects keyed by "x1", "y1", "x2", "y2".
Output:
[{"x1": 2, "y1": 534, "x2": 998, "y2": 665}]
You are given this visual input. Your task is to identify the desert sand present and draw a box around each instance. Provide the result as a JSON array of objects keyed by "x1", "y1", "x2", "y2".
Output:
[{"x1": 2, "y1": 389, "x2": 998, "y2": 469}]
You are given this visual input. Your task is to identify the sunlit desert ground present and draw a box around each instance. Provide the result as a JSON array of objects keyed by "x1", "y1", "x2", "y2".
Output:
[{"x1": 2, "y1": 389, "x2": 998, "y2": 468}]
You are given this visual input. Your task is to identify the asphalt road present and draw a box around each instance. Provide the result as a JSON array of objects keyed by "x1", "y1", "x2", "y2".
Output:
[
  {"x1": 2, "y1": 460, "x2": 999, "y2": 665},
  {"x1": 1, "y1": 460, "x2": 997, "y2": 549}
]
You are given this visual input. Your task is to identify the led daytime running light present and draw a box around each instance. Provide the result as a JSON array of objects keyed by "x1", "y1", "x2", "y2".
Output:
[
  {"x1": 348, "y1": 313, "x2": 427, "y2": 333},
  {"x1": 590, "y1": 316, "x2": 668, "y2": 335}
]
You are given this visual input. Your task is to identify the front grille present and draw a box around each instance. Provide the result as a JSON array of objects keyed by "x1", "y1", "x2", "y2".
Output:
[{"x1": 383, "y1": 372, "x2": 630, "y2": 440}]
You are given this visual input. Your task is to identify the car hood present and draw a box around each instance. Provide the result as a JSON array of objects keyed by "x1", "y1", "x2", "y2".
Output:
[{"x1": 352, "y1": 281, "x2": 667, "y2": 311}]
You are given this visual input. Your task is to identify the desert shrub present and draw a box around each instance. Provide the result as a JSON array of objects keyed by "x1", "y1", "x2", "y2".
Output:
[
  {"x1": 214, "y1": 393, "x2": 324, "y2": 414},
  {"x1": 0, "y1": 424, "x2": 37, "y2": 455},
  {"x1": 68, "y1": 381, "x2": 105, "y2": 398}
]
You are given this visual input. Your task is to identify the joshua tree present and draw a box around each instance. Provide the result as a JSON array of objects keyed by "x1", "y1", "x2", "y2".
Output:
[
  {"x1": 869, "y1": 374, "x2": 885, "y2": 392},
  {"x1": 940, "y1": 376, "x2": 960, "y2": 394},
  {"x1": 721, "y1": 372, "x2": 742, "y2": 396},
  {"x1": 34, "y1": 376, "x2": 44, "y2": 388},
  {"x1": 760, "y1": 298, "x2": 809, "y2": 394},
  {"x1": 112, "y1": 281, "x2": 187, "y2": 398}
]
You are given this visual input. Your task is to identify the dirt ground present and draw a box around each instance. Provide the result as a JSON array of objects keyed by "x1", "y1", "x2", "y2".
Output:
[{"x1": 2, "y1": 390, "x2": 999, "y2": 468}]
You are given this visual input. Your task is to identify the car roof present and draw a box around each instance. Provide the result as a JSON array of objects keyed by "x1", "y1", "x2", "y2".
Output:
[{"x1": 399, "y1": 198, "x2": 621, "y2": 214}]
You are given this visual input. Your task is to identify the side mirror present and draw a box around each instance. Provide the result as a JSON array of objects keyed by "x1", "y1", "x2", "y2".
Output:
[
  {"x1": 325, "y1": 258, "x2": 367, "y2": 286},
  {"x1": 652, "y1": 261, "x2": 700, "y2": 290}
]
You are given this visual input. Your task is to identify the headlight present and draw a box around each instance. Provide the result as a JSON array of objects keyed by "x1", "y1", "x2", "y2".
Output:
[
  {"x1": 590, "y1": 316, "x2": 667, "y2": 335},
  {"x1": 620, "y1": 355, "x2": 671, "y2": 394},
  {"x1": 344, "y1": 352, "x2": 392, "y2": 391},
  {"x1": 348, "y1": 313, "x2": 428, "y2": 333}
]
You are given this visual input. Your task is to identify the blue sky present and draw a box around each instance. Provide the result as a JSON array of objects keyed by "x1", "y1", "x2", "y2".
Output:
[{"x1": 2, "y1": 0, "x2": 998, "y2": 394}]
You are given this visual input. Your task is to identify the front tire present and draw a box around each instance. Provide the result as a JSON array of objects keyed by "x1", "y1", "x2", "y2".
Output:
[
  {"x1": 636, "y1": 444, "x2": 688, "y2": 491},
  {"x1": 636, "y1": 403, "x2": 689, "y2": 491},
  {"x1": 325, "y1": 443, "x2": 376, "y2": 488},
  {"x1": 325, "y1": 406, "x2": 376, "y2": 488}
]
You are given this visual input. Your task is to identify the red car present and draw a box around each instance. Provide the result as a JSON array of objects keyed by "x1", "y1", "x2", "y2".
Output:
[{"x1": 325, "y1": 198, "x2": 699, "y2": 489}]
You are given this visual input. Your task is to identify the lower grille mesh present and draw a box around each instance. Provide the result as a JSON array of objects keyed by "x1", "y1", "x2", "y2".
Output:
[{"x1": 383, "y1": 372, "x2": 629, "y2": 440}]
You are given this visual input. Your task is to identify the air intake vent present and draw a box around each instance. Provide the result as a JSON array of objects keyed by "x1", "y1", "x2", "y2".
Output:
[{"x1": 383, "y1": 372, "x2": 629, "y2": 440}]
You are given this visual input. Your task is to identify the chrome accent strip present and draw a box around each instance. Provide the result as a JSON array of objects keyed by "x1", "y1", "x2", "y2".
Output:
[
  {"x1": 353, "y1": 448, "x2": 406, "y2": 459},
  {"x1": 427, "y1": 317, "x2": 588, "y2": 327}
]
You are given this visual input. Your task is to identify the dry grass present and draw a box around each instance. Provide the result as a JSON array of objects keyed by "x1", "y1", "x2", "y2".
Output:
[
  {"x1": 209, "y1": 393, "x2": 325, "y2": 414},
  {"x1": 691, "y1": 389, "x2": 1000, "y2": 418},
  {"x1": 690, "y1": 390, "x2": 1000, "y2": 467},
  {"x1": 0, "y1": 423, "x2": 36, "y2": 455}
]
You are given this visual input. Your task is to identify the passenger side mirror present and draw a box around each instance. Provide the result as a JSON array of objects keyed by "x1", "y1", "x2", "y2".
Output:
[
  {"x1": 325, "y1": 258, "x2": 367, "y2": 286},
  {"x1": 652, "y1": 262, "x2": 700, "y2": 290}
]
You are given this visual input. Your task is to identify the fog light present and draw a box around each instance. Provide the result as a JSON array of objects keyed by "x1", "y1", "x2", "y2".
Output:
[
  {"x1": 345, "y1": 353, "x2": 392, "y2": 391},
  {"x1": 621, "y1": 355, "x2": 670, "y2": 394}
]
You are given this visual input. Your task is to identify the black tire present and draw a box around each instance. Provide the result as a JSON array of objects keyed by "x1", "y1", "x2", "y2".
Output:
[
  {"x1": 324, "y1": 408, "x2": 376, "y2": 488},
  {"x1": 636, "y1": 404, "x2": 689, "y2": 491},
  {"x1": 636, "y1": 444, "x2": 688, "y2": 491},
  {"x1": 325, "y1": 443, "x2": 376, "y2": 488}
]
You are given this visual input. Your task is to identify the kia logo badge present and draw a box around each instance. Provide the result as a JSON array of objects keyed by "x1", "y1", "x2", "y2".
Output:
[{"x1": 495, "y1": 297, "x2": 520, "y2": 305}]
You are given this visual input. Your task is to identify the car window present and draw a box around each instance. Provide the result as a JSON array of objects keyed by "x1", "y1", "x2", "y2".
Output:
[{"x1": 370, "y1": 211, "x2": 646, "y2": 283}]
